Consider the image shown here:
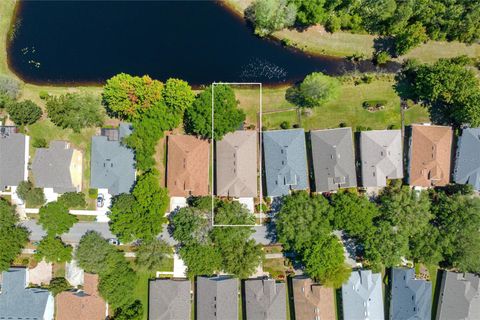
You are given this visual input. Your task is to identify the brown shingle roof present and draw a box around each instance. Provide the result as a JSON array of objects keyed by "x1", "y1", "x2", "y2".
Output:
[
  {"x1": 167, "y1": 135, "x2": 210, "y2": 197},
  {"x1": 56, "y1": 273, "x2": 107, "y2": 320},
  {"x1": 409, "y1": 124, "x2": 453, "y2": 187},
  {"x1": 292, "y1": 277, "x2": 335, "y2": 320}
]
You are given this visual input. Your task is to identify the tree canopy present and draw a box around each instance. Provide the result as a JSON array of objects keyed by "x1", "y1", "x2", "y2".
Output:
[
  {"x1": 134, "y1": 239, "x2": 171, "y2": 271},
  {"x1": 287, "y1": 72, "x2": 341, "y2": 108},
  {"x1": 16, "y1": 180, "x2": 45, "y2": 207},
  {"x1": 6, "y1": 100, "x2": 42, "y2": 126},
  {"x1": 184, "y1": 84, "x2": 245, "y2": 140},
  {"x1": 35, "y1": 236, "x2": 72, "y2": 263},
  {"x1": 0, "y1": 199, "x2": 29, "y2": 272},
  {"x1": 246, "y1": 0, "x2": 297, "y2": 36},
  {"x1": 39, "y1": 201, "x2": 77, "y2": 236},
  {"x1": 75, "y1": 231, "x2": 116, "y2": 274}
]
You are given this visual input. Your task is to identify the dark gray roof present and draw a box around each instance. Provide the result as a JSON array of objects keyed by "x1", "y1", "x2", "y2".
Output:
[
  {"x1": 149, "y1": 279, "x2": 191, "y2": 320},
  {"x1": 32, "y1": 141, "x2": 76, "y2": 193},
  {"x1": 390, "y1": 268, "x2": 431, "y2": 320},
  {"x1": 90, "y1": 124, "x2": 135, "y2": 195},
  {"x1": 197, "y1": 276, "x2": 238, "y2": 320},
  {"x1": 0, "y1": 131, "x2": 27, "y2": 189},
  {"x1": 0, "y1": 268, "x2": 53, "y2": 319},
  {"x1": 342, "y1": 270, "x2": 384, "y2": 320},
  {"x1": 360, "y1": 130, "x2": 403, "y2": 187},
  {"x1": 263, "y1": 129, "x2": 308, "y2": 196},
  {"x1": 436, "y1": 271, "x2": 480, "y2": 320},
  {"x1": 310, "y1": 128, "x2": 357, "y2": 192},
  {"x1": 454, "y1": 127, "x2": 480, "y2": 190},
  {"x1": 245, "y1": 279, "x2": 286, "y2": 320}
]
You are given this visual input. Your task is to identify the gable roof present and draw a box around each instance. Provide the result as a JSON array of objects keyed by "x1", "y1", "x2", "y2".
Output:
[
  {"x1": 90, "y1": 123, "x2": 136, "y2": 195},
  {"x1": 409, "y1": 125, "x2": 452, "y2": 187},
  {"x1": 292, "y1": 277, "x2": 335, "y2": 320},
  {"x1": 56, "y1": 273, "x2": 107, "y2": 320},
  {"x1": 436, "y1": 271, "x2": 480, "y2": 320},
  {"x1": 0, "y1": 128, "x2": 27, "y2": 189},
  {"x1": 32, "y1": 140, "x2": 80, "y2": 193},
  {"x1": 244, "y1": 279, "x2": 286, "y2": 320},
  {"x1": 167, "y1": 135, "x2": 210, "y2": 197},
  {"x1": 390, "y1": 268, "x2": 432, "y2": 320},
  {"x1": 454, "y1": 127, "x2": 480, "y2": 190},
  {"x1": 342, "y1": 270, "x2": 384, "y2": 320},
  {"x1": 149, "y1": 279, "x2": 191, "y2": 320},
  {"x1": 263, "y1": 129, "x2": 308, "y2": 196},
  {"x1": 311, "y1": 128, "x2": 357, "y2": 192},
  {"x1": 216, "y1": 131, "x2": 257, "y2": 197},
  {"x1": 360, "y1": 130, "x2": 403, "y2": 187},
  {"x1": 197, "y1": 276, "x2": 238, "y2": 320},
  {"x1": 0, "y1": 268, "x2": 53, "y2": 320}
]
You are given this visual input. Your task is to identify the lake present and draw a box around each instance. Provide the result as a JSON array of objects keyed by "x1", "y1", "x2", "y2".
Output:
[{"x1": 7, "y1": 0, "x2": 398, "y2": 86}]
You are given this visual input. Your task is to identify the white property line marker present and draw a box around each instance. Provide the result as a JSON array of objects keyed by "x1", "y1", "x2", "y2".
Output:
[{"x1": 211, "y1": 82, "x2": 263, "y2": 227}]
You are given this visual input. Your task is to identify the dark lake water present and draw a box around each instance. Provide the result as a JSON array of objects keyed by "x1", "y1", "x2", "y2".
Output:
[{"x1": 7, "y1": 0, "x2": 399, "y2": 86}]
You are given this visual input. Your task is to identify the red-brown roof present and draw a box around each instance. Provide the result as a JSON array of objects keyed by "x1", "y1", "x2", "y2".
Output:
[
  {"x1": 56, "y1": 273, "x2": 107, "y2": 320},
  {"x1": 409, "y1": 124, "x2": 453, "y2": 187},
  {"x1": 292, "y1": 277, "x2": 335, "y2": 320},
  {"x1": 167, "y1": 135, "x2": 210, "y2": 196}
]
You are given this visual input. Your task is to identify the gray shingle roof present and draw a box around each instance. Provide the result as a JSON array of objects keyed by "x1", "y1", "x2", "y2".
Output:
[
  {"x1": 360, "y1": 130, "x2": 403, "y2": 187},
  {"x1": 0, "y1": 268, "x2": 53, "y2": 319},
  {"x1": 342, "y1": 270, "x2": 384, "y2": 320},
  {"x1": 90, "y1": 124, "x2": 135, "y2": 195},
  {"x1": 148, "y1": 279, "x2": 191, "y2": 320},
  {"x1": 390, "y1": 268, "x2": 432, "y2": 320},
  {"x1": 216, "y1": 131, "x2": 257, "y2": 197},
  {"x1": 262, "y1": 129, "x2": 308, "y2": 196},
  {"x1": 32, "y1": 141, "x2": 77, "y2": 193},
  {"x1": 244, "y1": 279, "x2": 286, "y2": 320},
  {"x1": 436, "y1": 271, "x2": 480, "y2": 320},
  {"x1": 310, "y1": 128, "x2": 357, "y2": 192},
  {"x1": 197, "y1": 276, "x2": 238, "y2": 320},
  {"x1": 454, "y1": 127, "x2": 480, "y2": 190},
  {"x1": 0, "y1": 130, "x2": 27, "y2": 190}
]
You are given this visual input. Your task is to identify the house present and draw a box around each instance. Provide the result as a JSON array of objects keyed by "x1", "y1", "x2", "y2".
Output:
[
  {"x1": 32, "y1": 140, "x2": 83, "y2": 194},
  {"x1": 56, "y1": 273, "x2": 107, "y2": 320},
  {"x1": 262, "y1": 129, "x2": 308, "y2": 196},
  {"x1": 167, "y1": 135, "x2": 209, "y2": 197},
  {"x1": 90, "y1": 123, "x2": 136, "y2": 196},
  {"x1": 436, "y1": 271, "x2": 480, "y2": 320},
  {"x1": 342, "y1": 270, "x2": 384, "y2": 320},
  {"x1": 409, "y1": 124, "x2": 453, "y2": 187},
  {"x1": 148, "y1": 279, "x2": 191, "y2": 320},
  {"x1": 197, "y1": 276, "x2": 238, "y2": 320},
  {"x1": 244, "y1": 278, "x2": 286, "y2": 320},
  {"x1": 216, "y1": 131, "x2": 257, "y2": 197},
  {"x1": 390, "y1": 268, "x2": 432, "y2": 320},
  {"x1": 360, "y1": 129, "x2": 403, "y2": 187},
  {"x1": 454, "y1": 127, "x2": 480, "y2": 191},
  {"x1": 292, "y1": 276, "x2": 335, "y2": 320},
  {"x1": 310, "y1": 128, "x2": 357, "y2": 192},
  {"x1": 0, "y1": 268, "x2": 54, "y2": 320},
  {"x1": 0, "y1": 126, "x2": 28, "y2": 190}
]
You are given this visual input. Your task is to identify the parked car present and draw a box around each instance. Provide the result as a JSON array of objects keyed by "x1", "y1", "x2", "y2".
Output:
[
  {"x1": 108, "y1": 238, "x2": 120, "y2": 246},
  {"x1": 97, "y1": 193, "x2": 104, "y2": 208}
]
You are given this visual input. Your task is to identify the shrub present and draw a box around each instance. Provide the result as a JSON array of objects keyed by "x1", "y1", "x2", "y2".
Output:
[
  {"x1": 58, "y1": 192, "x2": 86, "y2": 209},
  {"x1": 361, "y1": 74, "x2": 374, "y2": 84},
  {"x1": 0, "y1": 75, "x2": 20, "y2": 99},
  {"x1": 280, "y1": 121, "x2": 290, "y2": 129},
  {"x1": 16, "y1": 181, "x2": 45, "y2": 207},
  {"x1": 6, "y1": 100, "x2": 43, "y2": 125},
  {"x1": 374, "y1": 51, "x2": 391, "y2": 65},
  {"x1": 49, "y1": 277, "x2": 71, "y2": 296},
  {"x1": 39, "y1": 91, "x2": 50, "y2": 100},
  {"x1": 32, "y1": 137, "x2": 47, "y2": 148},
  {"x1": 88, "y1": 188, "x2": 98, "y2": 199}
]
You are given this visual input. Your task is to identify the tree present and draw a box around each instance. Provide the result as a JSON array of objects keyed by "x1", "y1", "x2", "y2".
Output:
[
  {"x1": 102, "y1": 73, "x2": 163, "y2": 120},
  {"x1": 16, "y1": 180, "x2": 45, "y2": 207},
  {"x1": 75, "y1": 231, "x2": 116, "y2": 274},
  {"x1": 49, "y1": 277, "x2": 71, "y2": 296},
  {"x1": 395, "y1": 22, "x2": 428, "y2": 55},
  {"x1": 112, "y1": 300, "x2": 144, "y2": 320},
  {"x1": 162, "y1": 78, "x2": 195, "y2": 123},
  {"x1": 6, "y1": 100, "x2": 42, "y2": 125},
  {"x1": 58, "y1": 192, "x2": 86, "y2": 209},
  {"x1": 172, "y1": 207, "x2": 211, "y2": 245},
  {"x1": 276, "y1": 191, "x2": 333, "y2": 252},
  {"x1": 184, "y1": 84, "x2": 245, "y2": 140},
  {"x1": 303, "y1": 235, "x2": 351, "y2": 288},
  {"x1": 46, "y1": 93, "x2": 104, "y2": 132},
  {"x1": 0, "y1": 75, "x2": 20, "y2": 99},
  {"x1": 39, "y1": 202, "x2": 77, "y2": 236},
  {"x1": 179, "y1": 244, "x2": 222, "y2": 278},
  {"x1": 109, "y1": 170, "x2": 169, "y2": 242},
  {"x1": 293, "y1": 0, "x2": 327, "y2": 26},
  {"x1": 331, "y1": 191, "x2": 379, "y2": 239},
  {"x1": 135, "y1": 239, "x2": 171, "y2": 271},
  {"x1": 214, "y1": 200, "x2": 255, "y2": 225},
  {"x1": 0, "y1": 199, "x2": 29, "y2": 271},
  {"x1": 246, "y1": 0, "x2": 297, "y2": 36},
  {"x1": 409, "y1": 225, "x2": 444, "y2": 266},
  {"x1": 98, "y1": 254, "x2": 137, "y2": 308},
  {"x1": 35, "y1": 236, "x2": 72, "y2": 263},
  {"x1": 291, "y1": 72, "x2": 341, "y2": 108}
]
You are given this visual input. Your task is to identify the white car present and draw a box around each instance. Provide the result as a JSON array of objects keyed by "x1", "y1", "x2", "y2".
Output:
[
  {"x1": 108, "y1": 238, "x2": 120, "y2": 245},
  {"x1": 96, "y1": 193, "x2": 105, "y2": 208}
]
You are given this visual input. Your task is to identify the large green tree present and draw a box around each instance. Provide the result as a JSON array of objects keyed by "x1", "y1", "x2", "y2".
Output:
[
  {"x1": 39, "y1": 202, "x2": 77, "y2": 236},
  {"x1": 112, "y1": 300, "x2": 144, "y2": 320},
  {"x1": 179, "y1": 244, "x2": 222, "y2": 278},
  {"x1": 16, "y1": 180, "x2": 45, "y2": 207},
  {"x1": 35, "y1": 236, "x2": 72, "y2": 263},
  {"x1": 162, "y1": 78, "x2": 195, "y2": 121},
  {"x1": 288, "y1": 72, "x2": 341, "y2": 108},
  {"x1": 184, "y1": 84, "x2": 245, "y2": 140},
  {"x1": 246, "y1": 0, "x2": 297, "y2": 36},
  {"x1": 134, "y1": 239, "x2": 171, "y2": 271},
  {"x1": 75, "y1": 231, "x2": 116, "y2": 274},
  {"x1": 0, "y1": 199, "x2": 29, "y2": 271},
  {"x1": 6, "y1": 100, "x2": 42, "y2": 125},
  {"x1": 172, "y1": 207, "x2": 211, "y2": 245}
]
